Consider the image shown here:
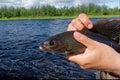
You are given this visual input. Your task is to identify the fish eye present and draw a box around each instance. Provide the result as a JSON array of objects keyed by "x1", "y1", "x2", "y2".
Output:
[{"x1": 49, "y1": 40, "x2": 55, "y2": 46}]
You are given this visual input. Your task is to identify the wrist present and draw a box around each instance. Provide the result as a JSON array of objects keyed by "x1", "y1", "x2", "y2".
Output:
[{"x1": 105, "y1": 52, "x2": 120, "y2": 76}]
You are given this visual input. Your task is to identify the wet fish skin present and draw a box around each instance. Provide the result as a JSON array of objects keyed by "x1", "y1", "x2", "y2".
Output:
[
  {"x1": 40, "y1": 30, "x2": 86, "y2": 55},
  {"x1": 40, "y1": 29, "x2": 120, "y2": 55},
  {"x1": 92, "y1": 19, "x2": 120, "y2": 43}
]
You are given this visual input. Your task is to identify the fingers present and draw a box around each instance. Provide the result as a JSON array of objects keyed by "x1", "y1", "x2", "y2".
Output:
[
  {"x1": 67, "y1": 24, "x2": 77, "y2": 31},
  {"x1": 67, "y1": 32, "x2": 96, "y2": 63},
  {"x1": 72, "y1": 18, "x2": 85, "y2": 30},
  {"x1": 73, "y1": 32, "x2": 96, "y2": 48},
  {"x1": 67, "y1": 32, "x2": 97, "y2": 68},
  {"x1": 67, "y1": 13, "x2": 93, "y2": 31},
  {"x1": 78, "y1": 13, "x2": 93, "y2": 29},
  {"x1": 67, "y1": 50, "x2": 91, "y2": 69},
  {"x1": 68, "y1": 18, "x2": 85, "y2": 31},
  {"x1": 67, "y1": 53, "x2": 84, "y2": 64}
]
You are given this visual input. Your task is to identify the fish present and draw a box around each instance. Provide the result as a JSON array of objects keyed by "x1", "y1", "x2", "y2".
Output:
[
  {"x1": 91, "y1": 19, "x2": 120, "y2": 44},
  {"x1": 40, "y1": 20, "x2": 120, "y2": 55}
]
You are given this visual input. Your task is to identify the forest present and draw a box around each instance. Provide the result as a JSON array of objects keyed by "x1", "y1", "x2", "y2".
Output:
[{"x1": 0, "y1": 3, "x2": 119, "y2": 18}]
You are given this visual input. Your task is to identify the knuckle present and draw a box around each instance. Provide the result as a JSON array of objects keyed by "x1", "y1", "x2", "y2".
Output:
[
  {"x1": 73, "y1": 20, "x2": 84, "y2": 30},
  {"x1": 71, "y1": 19, "x2": 76, "y2": 23},
  {"x1": 68, "y1": 24, "x2": 72, "y2": 27},
  {"x1": 79, "y1": 34, "x2": 88, "y2": 41},
  {"x1": 78, "y1": 13, "x2": 85, "y2": 18},
  {"x1": 80, "y1": 66, "x2": 88, "y2": 69},
  {"x1": 80, "y1": 61, "x2": 87, "y2": 66},
  {"x1": 80, "y1": 62, "x2": 90, "y2": 69}
]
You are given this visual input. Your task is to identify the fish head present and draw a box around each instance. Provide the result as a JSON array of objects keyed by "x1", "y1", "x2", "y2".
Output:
[
  {"x1": 40, "y1": 38, "x2": 62, "y2": 53},
  {"x1": 40, "y1": 31, "x2": 86, "y2": 55},
  {"x1": 39, "y1": 31, "x2": 73, "y2": 54}
]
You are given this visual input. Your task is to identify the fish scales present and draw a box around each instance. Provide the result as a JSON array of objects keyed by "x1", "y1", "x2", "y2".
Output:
[{"x1": 91, "y1": 20, "x2": 120, "y2": 43}]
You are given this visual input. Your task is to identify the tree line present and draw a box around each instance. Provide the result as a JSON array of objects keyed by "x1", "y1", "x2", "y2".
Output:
[{"x1": 0, "y1": 3, "x2": 119, "y2": 18}]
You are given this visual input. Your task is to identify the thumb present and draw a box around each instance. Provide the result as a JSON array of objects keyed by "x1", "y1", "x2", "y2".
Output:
[{"x1": 73, "y1": 32, "x2": 96, "y2": 48}]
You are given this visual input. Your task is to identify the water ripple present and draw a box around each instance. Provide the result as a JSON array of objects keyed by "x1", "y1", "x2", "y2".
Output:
[{"x1": 0, "y1": 19, "x2": 106, "y2": 79}]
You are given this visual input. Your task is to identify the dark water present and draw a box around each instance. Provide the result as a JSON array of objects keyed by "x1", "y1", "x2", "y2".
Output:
[{"x1": 0, "y1": 18, "x2": 118, "y2": 79}]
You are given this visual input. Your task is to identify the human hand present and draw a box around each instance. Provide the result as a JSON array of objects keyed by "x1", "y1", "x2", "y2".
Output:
[
  {"x1": 67, "y1": 13, "x2": 93, "y2": 31},
  {"x1": 67, "y1": 32, "x2": 120, "y2": 72},
  {"x1": 67, "y1": 13, "x2": 120, "y2": 75}
]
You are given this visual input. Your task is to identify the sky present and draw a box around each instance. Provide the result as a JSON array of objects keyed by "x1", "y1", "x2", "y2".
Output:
[{"x1": 0, "y1": 0, "x2": 119, "y2": 8}]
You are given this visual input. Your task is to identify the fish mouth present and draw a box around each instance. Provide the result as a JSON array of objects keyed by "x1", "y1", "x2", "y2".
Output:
[{"x1": 39, "y1": 45, "x2": 48, "y2": 51}]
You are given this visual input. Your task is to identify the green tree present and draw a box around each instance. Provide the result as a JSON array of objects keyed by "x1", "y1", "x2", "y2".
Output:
[{"x1": 0, "y1": 4, "x2": 119, "y2": 18}]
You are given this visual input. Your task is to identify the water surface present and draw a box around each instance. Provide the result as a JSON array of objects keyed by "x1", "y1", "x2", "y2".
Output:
[{"x1": 0, "y1": 18, "x2": 118, "y2": 79}]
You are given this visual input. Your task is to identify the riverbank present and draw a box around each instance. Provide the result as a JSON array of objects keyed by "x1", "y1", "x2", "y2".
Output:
[{"x1": 0, "y1": 15, "x2": 119, "y2": 20}]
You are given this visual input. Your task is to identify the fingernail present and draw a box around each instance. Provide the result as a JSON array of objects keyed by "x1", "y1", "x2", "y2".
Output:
[
  {"x1": 74, "y1": 32, "x2": 81, "y2": 36},
  {"x1": 74, "y1": 32, "x2": 81, "y2": 40},
  {"x1": 87, "y1": 24, "x2": 93, "y2": 29}
]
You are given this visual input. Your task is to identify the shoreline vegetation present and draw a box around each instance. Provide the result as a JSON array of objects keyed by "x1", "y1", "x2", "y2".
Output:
[
  {"x1": 0, "y1": 4, "x2": 119, "y2": 20},
  {"x1": 0, "y1": 15, "x2": 120, "y2": 20}
]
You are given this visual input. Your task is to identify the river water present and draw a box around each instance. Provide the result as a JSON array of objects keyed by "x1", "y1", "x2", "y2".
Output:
[{"x1": 0, "y1": 18, "x2": 118, "y2": 79}]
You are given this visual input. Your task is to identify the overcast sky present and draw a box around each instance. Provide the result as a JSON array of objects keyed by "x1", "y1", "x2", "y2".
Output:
[{"x1": 0, "y1": 0, "x2": 119, "y2": 8}]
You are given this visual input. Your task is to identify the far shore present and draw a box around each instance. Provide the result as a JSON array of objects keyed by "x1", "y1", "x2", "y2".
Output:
[{"x1": 0, "y1": 15, "x2": 119, "y2": 20}]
